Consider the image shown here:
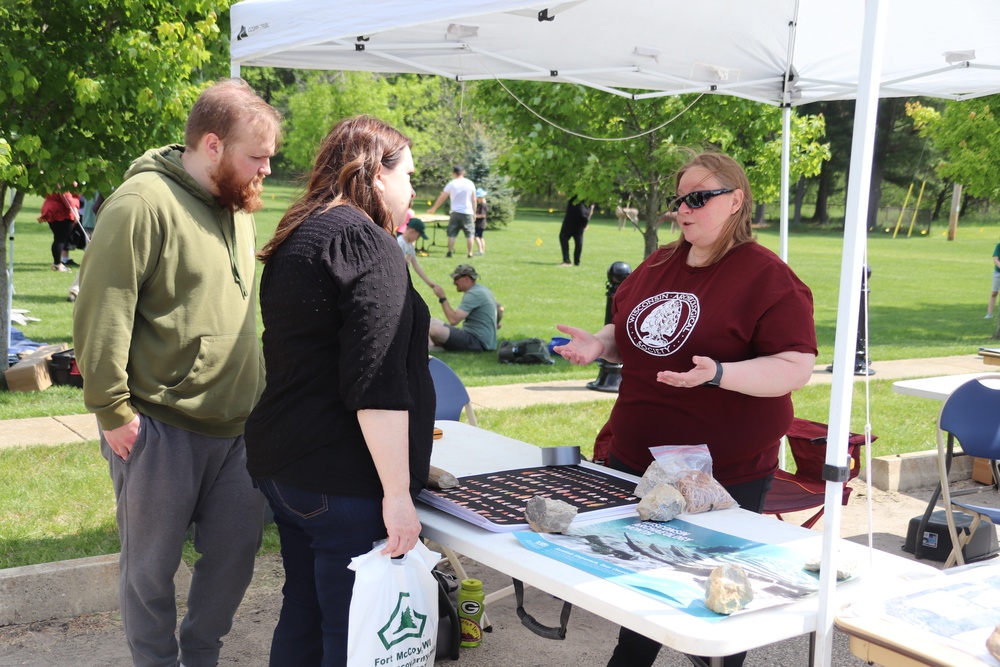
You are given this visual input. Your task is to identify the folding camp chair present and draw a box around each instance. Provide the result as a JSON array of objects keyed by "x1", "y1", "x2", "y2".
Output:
[
  {"x1": 763, "y1": 418, "x2": 875, "y2": 529},
  {"x1": 428, "y1": 356, "x2": 478, "y2": 425},
  {"x1": 935, "y1": 374, "x2": 1000, "y2": 567}
]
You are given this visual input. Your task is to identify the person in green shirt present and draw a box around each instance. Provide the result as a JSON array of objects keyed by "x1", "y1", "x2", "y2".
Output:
[
  {"x1": 987, "y1": 241, "x2": 1000, "y2": 318},
  {"x1": 429, "y1": 264, "x2": 498, "y2": 351}
]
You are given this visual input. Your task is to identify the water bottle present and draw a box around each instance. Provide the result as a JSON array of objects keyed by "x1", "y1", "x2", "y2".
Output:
[{"x1": 457, "y1": 578, "x2": 485, "y2": 647}]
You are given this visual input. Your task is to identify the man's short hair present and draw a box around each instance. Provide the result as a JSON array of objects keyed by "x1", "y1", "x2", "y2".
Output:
[
  {"x1": 453, "y1": 165, "x2": 464, "y2": 175},
  {"x1": 185, "y1": 78, "x2": 282, "y2": 150}
]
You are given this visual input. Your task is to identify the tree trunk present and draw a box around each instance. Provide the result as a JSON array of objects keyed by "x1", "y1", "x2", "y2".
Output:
[
  {"x1": 865, "y1": 98, "x2": 901, "y2": 230},
  {"x1": 947, "y1": 183, "x2": 962, "y2": 241},
  {"x1": 793, "y1": 176, "x2": 806, "y2": 225},
  {"x1": 811, "y1": 163, "x2": 831, "y2": 223},
  {"x1": 932, "y1": 184, "x2": 950, "y2": 221},
  {"x1": 753, "y1": 202, "x2": 766, "y2": 225},
  {"x1": 1, "y1": 187, "x2": 26, "y2": 376}
]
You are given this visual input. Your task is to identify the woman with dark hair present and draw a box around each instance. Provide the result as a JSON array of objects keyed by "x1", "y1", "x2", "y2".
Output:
[
  {"x1": 245, "y1": 115, "x2": 435, "y2": 666},
  {"x1": 555, "y1": 152, "x2": 817, "y2": 667}
]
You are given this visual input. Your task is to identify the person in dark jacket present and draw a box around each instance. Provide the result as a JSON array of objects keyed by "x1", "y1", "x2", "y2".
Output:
[
  {"x1": 558, "y1": 196, "x2": 595, "y2": 266},
  {"x1": 245, "y1": 115, "x2": 435, "y2": 667}
]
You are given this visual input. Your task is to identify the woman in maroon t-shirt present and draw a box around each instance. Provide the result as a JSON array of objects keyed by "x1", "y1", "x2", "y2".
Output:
[{"x1": 555, "y1": 152, "x2": 817, "y2": 667}]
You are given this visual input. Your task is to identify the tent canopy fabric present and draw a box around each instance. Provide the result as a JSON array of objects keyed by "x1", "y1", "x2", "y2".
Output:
[
  {"x1": 227, "y1": 2, "x2": 1000, "y2": 664},
  {"x1": 231, "y1": 0, "x2": 1000, "y2": 106}
]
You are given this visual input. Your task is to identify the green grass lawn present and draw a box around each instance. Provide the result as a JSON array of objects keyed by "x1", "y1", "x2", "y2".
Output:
[{"x1": 2, "y1": 186, "x2": 998, "y2": 568}]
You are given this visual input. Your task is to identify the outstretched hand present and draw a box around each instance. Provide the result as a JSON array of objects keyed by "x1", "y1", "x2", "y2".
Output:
[
  {"x1": 656, "y1": 355, "x2": 716, "y2": 388},
  {"x1": 553, "y1": 324, "x2": 605, "y2": 366}
]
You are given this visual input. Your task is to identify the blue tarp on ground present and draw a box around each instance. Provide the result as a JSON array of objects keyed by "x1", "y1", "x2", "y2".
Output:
[{"x1": 8, "y1": 327, "x2": 45, "y2": 366}]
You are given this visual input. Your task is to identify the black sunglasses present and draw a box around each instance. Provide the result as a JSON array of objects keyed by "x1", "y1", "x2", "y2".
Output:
[{"x1": 669, "y1": 188, "x2": 734, "y2": 212}]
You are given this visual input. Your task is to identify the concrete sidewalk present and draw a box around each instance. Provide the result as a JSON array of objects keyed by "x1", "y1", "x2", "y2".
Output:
[
  {"x1": 0, "y1": 354, "x2": 992, "y2": 452},
  {"x1": 466, "y1": 354, "x2": 991, "y2": 413}
]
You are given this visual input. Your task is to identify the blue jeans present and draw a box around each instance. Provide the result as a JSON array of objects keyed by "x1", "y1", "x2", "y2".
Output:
[{"x1": 258, "y1": 478, "x2": 386, "y2": 667}]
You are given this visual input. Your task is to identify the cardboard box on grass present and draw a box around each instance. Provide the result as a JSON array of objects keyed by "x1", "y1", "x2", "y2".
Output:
[{"x1": 4, "y1": 343, "x2": 69, "y2": 392}]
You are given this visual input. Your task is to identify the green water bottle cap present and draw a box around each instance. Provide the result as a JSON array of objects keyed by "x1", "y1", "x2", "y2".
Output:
[{"x1": 460, "y1": 578, "x2": 483, "y2": 590}]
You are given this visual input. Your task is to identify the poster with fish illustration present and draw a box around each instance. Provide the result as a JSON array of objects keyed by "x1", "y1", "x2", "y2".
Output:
[{"x1": 516, "y1": 516, "x2": 831, "y2": 620}]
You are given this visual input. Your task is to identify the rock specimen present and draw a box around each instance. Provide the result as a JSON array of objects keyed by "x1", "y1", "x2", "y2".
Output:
[
  {"x1": 636, "y1": 483, "x2": 687, "y2": 522},
  {"x1": 675, "y1": 471, "x2": 736, "y2": 513},
  {"x1": 987, "y1": 624, "x2": 1000, "y2": 662},
  {"x1": 704, "y1": 564, "x2": 753, "y2": 615},
  {"x1": 427, "y1": 465, "x2": 458, "y2": 489},
  {"x1": 525, "y1": 496, "x2": 578, "y2": 533},
  {"x1": 634, "y1": 461, "x2": 672, "y2": 498},
  {"x1": 803, "y1": 555, "x2": 856, "y2": 581}
]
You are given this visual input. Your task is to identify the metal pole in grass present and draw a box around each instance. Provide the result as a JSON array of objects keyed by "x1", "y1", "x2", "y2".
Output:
[
  {"x1": 587, "y1": 261, "x2": 631, "y2": 393},
  {"x1": 5, "y1": 189, "x2": 13, "y2": 362},
  {"x1": 826, "y1": 264, "x2": 874, "y2": 376}
]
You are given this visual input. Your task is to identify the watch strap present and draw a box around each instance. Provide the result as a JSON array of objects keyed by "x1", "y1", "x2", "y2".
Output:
[{"x1": 704, "y1": 359, "x2": 723, "y2": 387}]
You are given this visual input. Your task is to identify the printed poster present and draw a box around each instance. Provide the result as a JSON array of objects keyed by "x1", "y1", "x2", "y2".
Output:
[{"x1": 516, "y1": 516, "x2": 827, "y2": 621}]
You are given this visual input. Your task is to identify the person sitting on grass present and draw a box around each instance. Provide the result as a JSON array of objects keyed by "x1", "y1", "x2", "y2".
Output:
[{"x1": 429, "y1": 264, "x2": 498, "y2": 352}]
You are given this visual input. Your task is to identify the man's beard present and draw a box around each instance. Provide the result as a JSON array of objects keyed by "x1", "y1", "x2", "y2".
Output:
[{"x1": 212, "y1": 155, "x2": 264, "y2": 214}]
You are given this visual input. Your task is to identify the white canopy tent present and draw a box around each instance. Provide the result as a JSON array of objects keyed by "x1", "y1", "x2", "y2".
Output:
[{"x1": 229, "y1": 1, "x2": 1000, "y2": 664}]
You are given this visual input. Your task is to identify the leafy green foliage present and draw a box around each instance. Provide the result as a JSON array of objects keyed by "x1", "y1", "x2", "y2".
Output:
[
  {"x1": 471, "y1": 82, "x2": 829, "y2": 257},
  {"x1": 272, "y1": 71, "x2": 476, "y2": 192},
  {"x1": 909, "y1": 96, "x2": 1000, "y2": 201},
  {"x1": 0, "y1": 0, "x2": 229, "y2": 197}
]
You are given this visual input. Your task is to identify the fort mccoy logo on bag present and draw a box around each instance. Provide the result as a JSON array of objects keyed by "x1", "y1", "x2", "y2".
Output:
[
  {"x1": 348, "y1": 541, "x2": 440, "y2": 667},
  {"x1": 378, "y1": 591, "x2": 429, "y2": 650}
]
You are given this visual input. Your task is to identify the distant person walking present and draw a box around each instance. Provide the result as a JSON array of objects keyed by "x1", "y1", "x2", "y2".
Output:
[
  {"x1": 427, "y1": 165, "x2": 477, "y2": 258},
  {"x1": 38, "y1": 190, "x2": 80, "y2": 271},
  {"x1": 987, "y1": 239, "x2": 1000, "y2": 319},
  {"x1": 474, "y1": 188, "x2": 488, "y2": 255},
  {"x1": 559, "y1": 196, "x2": 594, "y2": 267}
]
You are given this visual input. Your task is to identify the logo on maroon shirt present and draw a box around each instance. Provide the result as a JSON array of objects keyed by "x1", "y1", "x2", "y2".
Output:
[{"x1": 625, "y1": 292, "x2": 699, "y2": 356}]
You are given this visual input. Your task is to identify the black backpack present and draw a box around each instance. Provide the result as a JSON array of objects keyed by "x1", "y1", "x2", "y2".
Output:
[
  {"x1": 432, "y1": 569, "x2": 462, "y2": 660},
  {"x1": 497, "y1": 338, "x2": 554, "y2": 365}
]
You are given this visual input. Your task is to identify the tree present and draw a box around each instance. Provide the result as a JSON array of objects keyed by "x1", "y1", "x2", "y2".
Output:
[
  {"x1": 1, "y1": 0, "x2": 235, "y2": 375},
  {"x1": 909, "y1": 96, "x2": 1000, "y2": 201},
  {"x1": 473, "y1": 82, "x2": 828, "y2": 257},
  {"x1": 272, "y1": 70, "x2": 479, "y2": 193}
]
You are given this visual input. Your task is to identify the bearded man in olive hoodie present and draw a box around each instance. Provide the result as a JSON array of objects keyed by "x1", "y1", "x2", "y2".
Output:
[{"x1": 73, "y1": 79, "x2": 281, "y2": 667}]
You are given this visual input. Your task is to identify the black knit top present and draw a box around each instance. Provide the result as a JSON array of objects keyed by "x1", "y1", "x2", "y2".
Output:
[{"x1": 245, "y1": 204, "x2": 435, "y2": 499}]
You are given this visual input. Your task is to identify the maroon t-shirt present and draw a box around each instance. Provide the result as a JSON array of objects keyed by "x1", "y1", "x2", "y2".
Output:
[{"x1": 608, "y1": 242, "x2": 817, "y2": 486}]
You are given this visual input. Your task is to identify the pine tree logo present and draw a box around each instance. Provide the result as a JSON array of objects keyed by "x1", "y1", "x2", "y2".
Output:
[{"x1": 378, "y1": 592, "x2": 428, "y2": 649}]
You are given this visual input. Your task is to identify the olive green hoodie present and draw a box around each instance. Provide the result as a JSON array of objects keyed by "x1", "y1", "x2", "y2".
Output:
[{"x1": 73, "y1": 145, "x2": 264, "y2": 437}]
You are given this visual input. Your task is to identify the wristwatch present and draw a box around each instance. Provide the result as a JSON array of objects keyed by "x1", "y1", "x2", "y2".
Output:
[
  {"x1": 439, "y1": 296, "x2": 448, "y2": 303},
  {"x1": 704, "y1": 359, "x2": 723, "y2": 387}
]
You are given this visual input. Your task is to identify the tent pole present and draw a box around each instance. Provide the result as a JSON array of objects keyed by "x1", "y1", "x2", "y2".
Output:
[
  {"x1": 815, "y1": 0, "x2": 891, "y2": 665},
  {"x1": 778, "y1": 0, "x2": 800, "y2": 264},
  {"x1": 780, "y1": 103, "x2": 791, "y2": 263},
  {"x1": 231, "y1": 62, "x2": 240, "y2": 78}
]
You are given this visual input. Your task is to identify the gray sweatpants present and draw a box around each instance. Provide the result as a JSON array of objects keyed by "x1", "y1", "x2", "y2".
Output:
[{"x1": 100, "y1": 414, "x2": 265, "y2": 667}]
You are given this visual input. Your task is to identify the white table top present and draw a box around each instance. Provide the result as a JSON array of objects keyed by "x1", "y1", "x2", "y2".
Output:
[
  {"x1": 420, "y1": 421, "x2": 938, "y2": 658},
  {"x1": 892, "y1": 373, "x2": 1000, "y2": 401}
]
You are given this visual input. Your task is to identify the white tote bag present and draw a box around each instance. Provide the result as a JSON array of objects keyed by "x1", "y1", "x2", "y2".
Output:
[{"x1": 347, "y1": 540, "x2": 440, "y2": 667}]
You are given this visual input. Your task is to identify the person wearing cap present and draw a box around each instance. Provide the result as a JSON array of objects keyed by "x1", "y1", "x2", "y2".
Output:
[
  {"x1": 429, "y1": 264, "x2": 498, "y2": 352},
  {"x1": 397, "y1": 217, "x2": 437, "y2": 288},
  {"x1": 474, "y1": 188, "x2": 488, "y2": 256},
  {"x1": 427, "y1": 165, "x2": 477, "y2": 258}
]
